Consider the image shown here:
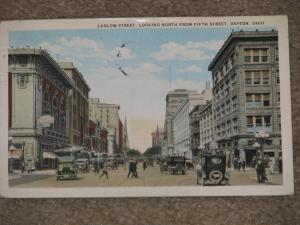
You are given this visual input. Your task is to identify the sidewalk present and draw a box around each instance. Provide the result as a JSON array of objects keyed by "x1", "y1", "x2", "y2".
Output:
[
  {"x1": 228, "y1": 167, "x2": 283, "y2": 185},
  {"x1": 9, "y1": 169, "x2": 56, "y2": 179}
]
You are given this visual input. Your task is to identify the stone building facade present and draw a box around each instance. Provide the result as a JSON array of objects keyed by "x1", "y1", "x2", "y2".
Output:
[
  {"x1": 208, "y1": 30, "x2": 281, "y2": 165},
  {"x1": 59, "y1": 62, "x2": 90, "y2": 147},
  {"x1": 88, "y1": 98, "x2": 121, "y2": 155},
  {"x1": 173, "y1": 92, "x2": 211, "y2": 159},
  {"x1": 198, "y1": 100, "x2": 214, "y2": 148},
  {"x1": 163, "y1": 89, "x2": 195, "y2": 155},
  {"x1": 8, "y1": 48, "x2": 73, "y2": 168}
]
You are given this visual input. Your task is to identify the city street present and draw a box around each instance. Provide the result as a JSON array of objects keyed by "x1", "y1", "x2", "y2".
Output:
[{"x1": 9, "y1": 164, "x2": 282, "y2": 188}]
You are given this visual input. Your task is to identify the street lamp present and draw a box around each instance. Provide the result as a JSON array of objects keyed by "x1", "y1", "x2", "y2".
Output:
[
  {"x1": 254, "y1": 129, "x2": 270, "y2": 162},
  {"x1": 252, "y1": 142, "x2": 260, "y2": 165}
]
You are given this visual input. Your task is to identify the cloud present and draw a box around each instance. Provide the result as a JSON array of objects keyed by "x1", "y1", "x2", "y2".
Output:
[
  {"x1": 39, "y1": 36, "x2": 136, "y2": 63},
  {"x1": 177, "y1": 65, "x2": 202, "y2": 73},
  {"x1": 152, "y1": 40, "x2": 224, "y2": 61}
]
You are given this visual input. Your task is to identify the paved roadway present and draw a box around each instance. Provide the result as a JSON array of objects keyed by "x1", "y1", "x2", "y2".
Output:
[{"x1": 9, "y1": 164, "x2": 283, "y2": 188}]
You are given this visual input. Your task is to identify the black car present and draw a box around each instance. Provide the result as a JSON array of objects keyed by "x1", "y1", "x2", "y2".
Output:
[
  {"x1": 196, "y1": 154, "x2": 229, "y2": 185},
  {"x1": 160, "y1": 156, "x2": 186, "y2": 175}
]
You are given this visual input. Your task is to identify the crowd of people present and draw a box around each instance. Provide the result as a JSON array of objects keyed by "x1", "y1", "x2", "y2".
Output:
[{"x1": 92, "y1": 158, "x2": 150, "y2": 180}]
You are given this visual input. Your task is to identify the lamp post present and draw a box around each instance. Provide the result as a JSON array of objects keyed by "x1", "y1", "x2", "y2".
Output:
[
  {"x1": 252, "y1": 142, "x2": 260, "y2": 165},
  {"x1": 254, "y1": 129, "x2": 270, "y2": 162}
]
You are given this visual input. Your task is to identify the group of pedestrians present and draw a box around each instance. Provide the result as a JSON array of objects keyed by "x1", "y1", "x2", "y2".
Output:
[{"x1": 92, "y1": 158, "x2": 147, "y2": 180}]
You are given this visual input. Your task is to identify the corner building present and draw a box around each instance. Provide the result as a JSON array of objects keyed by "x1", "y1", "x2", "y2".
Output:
[
  {"x1": 8, "y1": 48, "x2": 73, "y2": 168},
  {"x1": 208, "y1": 30, "x2": 281, "y2": 165}
]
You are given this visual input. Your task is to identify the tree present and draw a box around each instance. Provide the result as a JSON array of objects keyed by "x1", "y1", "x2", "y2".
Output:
[
  {"x1": 143, "y1": 146, "x2": 161, "y2": 157},
  {"x1": 127, "y1": 149, "x2": 142, "y2": 157}
]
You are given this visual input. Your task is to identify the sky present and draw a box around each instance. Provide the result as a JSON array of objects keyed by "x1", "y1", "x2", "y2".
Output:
[{"x1": 9, "y1": 27, "x2": 246, "y2": 152}]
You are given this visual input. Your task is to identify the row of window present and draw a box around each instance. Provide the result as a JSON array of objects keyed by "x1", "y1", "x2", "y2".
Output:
[
  {"x1": 247, "y1": 115, "x2": 271, "y2": 128},
  {"x1": 243, "y1": 48, "x2": 269, "y2": 63},
  {"x1": 245, "y1": 70, "x2": 270, "y2": 85},
  {"x1": 214, "y1": 96, "x2": 237, "y2": 118},
  {"x1": 214, "y1": 54, "x2": 236, "y2": 84}
]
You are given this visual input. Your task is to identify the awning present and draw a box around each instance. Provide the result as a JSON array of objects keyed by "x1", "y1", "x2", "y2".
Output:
[
  {"x1": 43, "y1": 151, "x2": 57, "y2": 159},
  {"x1": 8, "y1": 148, "x2": 23, "y2": 159}
]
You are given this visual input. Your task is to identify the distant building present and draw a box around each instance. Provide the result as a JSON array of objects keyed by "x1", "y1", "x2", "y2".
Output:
[
  {"x1": 163, "y1": 89, "x2": 195, "y2": 155},
  {"x1": 189, "y1": 104, "x2": 205, "y2": 157},
  {"x1": 173, "y1": 89, "x2": 212, "y2": 159},
  {"x1": 84, "y1": 120, "x2": 101, "y2": 151},
  {"x1": 151, "y1": 126, "x2": 164, "y2": 147},
  {"x1": 89, "y1": 98, "x2": 121, "y2": 154},
  {"x1": 208, "y1": 30, "x2": 280, "y2": 165},
  {"x1": 59, "y1": 62, "x2": 90, "y2": 147},
  {"x1": 198, "y1": 101, "x2": 214, "y2": 148},
  {"x1": 8, "y1": 48, "x2": 73, "y2": 168},
  {"x1": 123, "y1": 117, "x2": 130, "y2": 153}
]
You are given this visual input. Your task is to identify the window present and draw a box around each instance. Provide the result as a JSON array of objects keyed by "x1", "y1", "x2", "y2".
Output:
[
  {"x1": 243, "y1": 48, "x2": 269, "y2": 63},
  {"x1": 255, "y1": 116, "x2": 262, "y2": 127},
  {"x1": 253, "y1": 71, "x2": 261, "y2": 84},
  {"x1": 232, "y1": 96, "x2": 237, "y2": 109},
  {"x1": 247, "y1": 116, "x2": 271, "y2": 130},
  {"x1": 246, "y1": 94, "x2": 252, "y2": 103},
  {"x1": 244, "y1": 70, "x2": 270, "y2": 85},
  {"x1": 277, "y1": 69, "x2": 280, "y2": 84},
  {"x1": 264, "y1": 116, "x2": 271, "y2": 127},
  {"x1": 277, "y1": 92, "x2": 280, "y2": 102},
  {"x1": 247, "y1": 117, "x2": 253, "y2": 128},
  {"x1": 263, "y1": 94, "x2": 270, "y2": 106},
  {"x1": 244, "y1": 49, "x2": 251, "y2": 62},
  {"x1": 253, "y1": 50, "x2": 260, "y2": 62},
  {"x1": 262, "y1": 70, "x2": 270, "y2": 84},
  {"x1": 245, "y1": 71, "x2": 252, "y2": 85},
  {"x1": 246, "y1": 93, "x2": 270, "y2": 107},
  {"x1": 261, "y1": 49, "x2": 268, "y2": 62},
  {"x1": 254, "y1": 94, "x2": 261, "y2": 106}
]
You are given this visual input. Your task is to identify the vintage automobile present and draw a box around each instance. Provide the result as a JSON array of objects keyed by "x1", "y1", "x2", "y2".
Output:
[
  {"x1": 75, "y1": 158, "x2": 89, "y2": 173},
  {"x1": 196, "y1": 154, "x2": 229, "y2": 186},
  {"x1": 161, "y1": 156, "x2": 186, "y2": 175},
  {"x1": 56, "y1": 157, "x2": 78, "y2": 180},
  {"x1": 160, "y1": 157, "x2": 169, "y2": 174}
]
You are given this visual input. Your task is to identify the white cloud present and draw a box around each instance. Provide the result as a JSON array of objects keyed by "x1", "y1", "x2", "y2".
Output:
[
  {"x1": 177, "y1": 65, "x2": 202, "y2": 73},
  {"x1": 39, "y1": 36, "x2": 136, "y2": 63},
  {"x1": 152, "y1": 40, "x2": 224, "y2": 61}
]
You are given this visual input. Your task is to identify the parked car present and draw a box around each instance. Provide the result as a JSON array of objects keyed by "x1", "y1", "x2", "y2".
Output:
[
  {"x1": 161, "y1": 156, "x2": 186, "y2": 175},
  {"x1": 75, "y1": 158, "x2": 89, "y2": 173},
  {"x1": 57, "y1": 157, "x2": 77, "y2": 180},
  {"x1": 196, "y1": 154, "x2": 229, "y2": 186}
]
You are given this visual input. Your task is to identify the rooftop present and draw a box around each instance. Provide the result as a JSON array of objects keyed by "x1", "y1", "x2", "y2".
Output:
[
  {"x1": 9, "y1": 48, "x2": 73, "y2": 89},
  {"x1": 208, "y1": 30, "x2": 278, "y2": 70}
]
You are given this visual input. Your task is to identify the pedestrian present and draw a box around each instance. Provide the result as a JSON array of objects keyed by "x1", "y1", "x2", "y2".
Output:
[
  {"x1": 127, "y1": 159, "x2": 134, "y2": 178},
  {"x1": 143, "y1": 160, "x2": 147, "y2": 171},
  {"x1": 132, "y1": 159, "x2": 138, "y2": 178},
  {"x1": 99, "y1": 160, "x2": 108, "y2": 179},
  {"x1": 242, "y1": 160, "x2": 246, "y2": 171},
  {"x1": 21, "y1": 160, "x2": 25, "y2": 174},
  {"x1": 256, "y1": 159, "x2": 263, "y2": 183},
  {"x1": 94, "y1": 160, "x2": 99, "y2": 175},
  {"x1": 278, "y1": 156, "x2": 282, "y2": 173},
  {"x1": 238, "y1": 159, "x2": 241, "y2": 171}
]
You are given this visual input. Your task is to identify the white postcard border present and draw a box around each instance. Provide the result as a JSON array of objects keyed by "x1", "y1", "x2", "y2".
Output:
[{"x1": 0, "y1": 16, "x2": 294, "y2": 197}]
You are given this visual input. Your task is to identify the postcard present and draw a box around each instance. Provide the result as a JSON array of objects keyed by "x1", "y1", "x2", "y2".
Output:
[{"x1": 0, "y1": 16, "x2": 294, "y2": 197}]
